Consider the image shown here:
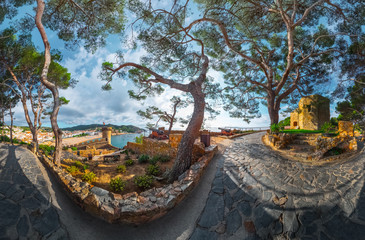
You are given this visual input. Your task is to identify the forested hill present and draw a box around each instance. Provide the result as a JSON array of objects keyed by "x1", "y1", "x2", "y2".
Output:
[{"x1": 62, "y1": 124, "x2": 143, "y2": 133}]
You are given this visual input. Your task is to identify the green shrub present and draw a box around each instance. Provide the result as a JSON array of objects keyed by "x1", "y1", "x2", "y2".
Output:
[
  {"x1": 74, "y1": 161, "x2": 84, "y2": 169},
  {"x1": 0, "y1": 135, "x2": 10, "y2": 142},
  {"x1": 71, "y1": 147, "x2": 77, "y2": 151},
  {"x1": 124, "y1": 154, "x2": 131, "y2": 160},
  {"x1": 125, "y1": 159, "x2": 134, "y2": 166},
  {"x1": 278, "y1": 117, "x2": 290, "y2": 129},
  {"x1": 117, "y1": 165, "x2": 126, "y2": 173},
  {"x1": 109, "y1": 177, "x2": 126, "y2": 192},
  {"x1": 270, "y1": 124, "x2": 280, "y2": 134},
  {"x1": 158, "y1": 155, "x2": 170, "y2": 163},
  {"x1": 82, "y1": 171, "x2": 96, "y2": 183},
  {"x1": 39, "y1": 144, "x2": 55, "y2": 156},
  {"x1": 20, "y1": 141, "x2": 28, "y2": 145},
  {"x1": 150, "y1": 156, "x2": 159, "y2": 165},
  {"x1": 12, "y1": 138, "x2": 19, "y2": 144},
  {"x1": 135, "y1": 134, "x2": 144, "y2": 144},
  {"x1": 124, "y1": 149, "x2": 129, "y2": 155},
  {"x1": 321, "y1": 122, "x2": 334, "y2": 133},
  {"x1": 134, "y1": 175, "x2": 154, "y2": 189},
  {"x1": 67, "y1": 166, "x2": 79, "y2": 175},
  {"x1": 146, "y1": 164, "x2": 160, "y2": 176},
  {"x1": 138, "y1": 154, "x2": 150, "y2": 164}
]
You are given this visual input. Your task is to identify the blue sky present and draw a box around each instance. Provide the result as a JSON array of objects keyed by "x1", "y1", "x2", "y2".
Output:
[{"x1": 1, "y1": 1, "x2": 340, "y2": 130}]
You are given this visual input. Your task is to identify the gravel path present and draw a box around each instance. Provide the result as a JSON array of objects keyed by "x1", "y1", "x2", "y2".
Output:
[{"x1": 191, "y1": 132, "x2": 365, "y2": 240}]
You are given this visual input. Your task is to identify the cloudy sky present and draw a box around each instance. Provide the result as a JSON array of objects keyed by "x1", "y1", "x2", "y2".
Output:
[{"x1": 2, "y1": 2, "x2": 339, "y2": 131}]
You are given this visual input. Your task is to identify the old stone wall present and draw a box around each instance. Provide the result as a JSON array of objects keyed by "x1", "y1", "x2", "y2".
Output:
[
  {"x1": 338, "y1": 121, "x2": 354, "y2": 137},
  {"x1": 38, "y1": 145, "x2": 218, "y2": 224}
]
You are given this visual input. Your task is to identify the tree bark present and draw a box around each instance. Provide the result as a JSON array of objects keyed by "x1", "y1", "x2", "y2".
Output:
[
  {"x1": 9, "y1": 103, "x2": 13, "y2": 145},
  {"x1": 35, "y1": 0, "x2": 63, "y2": 165},
  {"x1": 168, "y1": 83, "x2": 205, "y2": 182},
  {"x1": 267, "y1": 94, "x2": 279, "y2": 125}
]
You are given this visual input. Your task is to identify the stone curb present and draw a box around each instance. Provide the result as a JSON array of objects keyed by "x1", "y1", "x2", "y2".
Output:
[{"x1": 38, "y1": 146, "x2": 218, "y2": 224}]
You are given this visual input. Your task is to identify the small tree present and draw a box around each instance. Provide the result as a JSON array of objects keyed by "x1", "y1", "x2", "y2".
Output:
[{"x1": 137, "y1": 96, "x2": 186, "y2": 135}]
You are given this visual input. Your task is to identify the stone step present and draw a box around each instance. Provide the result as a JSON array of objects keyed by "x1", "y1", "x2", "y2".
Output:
[
  {"x1": 287, "y1": 144, "x2": 315, "y2": 152},
  {"x1": 292, "y1": 140, "x2": 312, "y2": 145}
]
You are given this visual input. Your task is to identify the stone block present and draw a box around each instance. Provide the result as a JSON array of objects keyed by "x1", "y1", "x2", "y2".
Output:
[{"x1": 338, "y1": 121, "x2": 354, "y2": 137}]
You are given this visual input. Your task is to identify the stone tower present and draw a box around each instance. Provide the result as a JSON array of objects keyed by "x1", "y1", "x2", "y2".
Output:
[
  {"x1": 102, "y1": 127, "x2": 112, "y2": 144},
  {"x1": 290, "y1": 95, "x2": 330, "y2": 130}
]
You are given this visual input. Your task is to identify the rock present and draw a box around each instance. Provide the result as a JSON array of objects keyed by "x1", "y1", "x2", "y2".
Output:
[
  {"x1": 244, "y1": 221, "x2": 256, "y2": 233},
  {"x1": 90, "y1": 187, "x2": 109, "y2": 196},
  {"x1": 190, "y1": 227, "x2": 218, "y2": 240},
  {"x1": 282, "y1": 210, "x2": 299, "y2": 234},
  {"x1": 32, "y1": 207, "x2": 60, "y2": 236},
  {"x1": 0, "y1": 199, "x2": 21, "y2": 227},
  {"x1": 198, "y1": 193, "x2": 224, "y2": 228},
  {"x1": 273, "y1": 196, "x2": 288, "y2": 206},
  {"x1": 226, "y1": 209, "x2": 242, "y2": 235},
  {"x1": 17, "y1": 215, "x2": 29, "y2": 237}
]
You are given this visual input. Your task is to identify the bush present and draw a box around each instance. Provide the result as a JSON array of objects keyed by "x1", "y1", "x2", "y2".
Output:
[
  {"x1": 270, "y1": 123, "x2": 280, "y2": 134},
  {"x1": 278, "y1": 117, "x2": 290, "y2": 129},
  {"x1": 321, "y1": 122, "x2": 334, "y2": 133},
  {"x1": 0, "y1": 135, "x2": 10, "y2": 142},
  {"x1": 124, "y1": 149, "x2": 129, "y2": 155},
  {"x1": 117, "y1": 165, "x2": 126, "y2": 173},
  {"x1": 146, "y1": 164, "x2": 160, "y2": 176},
  {"x1": 134, "y1": 175, "x2": 154, "y2": 189},
  {"x1": 109, "y1": 177, "x2": 126, "y2": 192},
  {"x1": 67, "y1": 166, "x2": 79, "y2": 175},
  {"x1": 138, "y1": 154, "x2": 150, "y2": 164},
  {"x1": 39, "y1": 144, "x2": 55, "y2": 156},
  {"x1": 125, "y1": 159, "x2": 134, "y2": 166},
  {"x1": 124, "y1": 154, "x2": 131, "y2": 160},
  {"x1": 158, "y1": 155, "x2": 170, "y2": 163},
  {"x1": 135, "y1": 134, "x2": 144, "y2": 144},
  {"x1": 150, "y1": 156, "x2": 159, "y2": 165},
  {"x1": 74, "y1": 161, "x2": 84, "y2": 169},
  {"x1": 82, "y1": 171, "x2": 96, "y2": 183},
  {"x1": 83, "y1": 164, "x2": 89, "y2": 171},
  {"x1": 71, "y1": 147, "x2": 77, "y2": 151}
]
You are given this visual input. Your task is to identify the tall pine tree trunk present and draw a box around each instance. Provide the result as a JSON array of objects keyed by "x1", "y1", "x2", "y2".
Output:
[
  {"x1": 35, "y1": 0, "x2": 63, "y2": 165},
  {"x1": 168, "y1": 84, "x2": 205, "y2": 182}
]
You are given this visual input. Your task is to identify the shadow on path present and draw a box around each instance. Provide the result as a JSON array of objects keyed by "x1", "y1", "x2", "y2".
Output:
[{"x1": 0, "y1": 143, "x2": 68, "y2": 239}]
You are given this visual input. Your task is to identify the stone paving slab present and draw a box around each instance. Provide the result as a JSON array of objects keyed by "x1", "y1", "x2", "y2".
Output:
[
  {"x1": 191, "y1": 133, "x2": 365, "y2": 240},
  {"x1": 0, "y1": 144, "x2": 68, "y2": 239}
]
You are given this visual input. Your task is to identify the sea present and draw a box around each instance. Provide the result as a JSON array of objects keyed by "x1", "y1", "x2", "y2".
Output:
[{"x1": 110, "y1": 133, "x2": 142, "y2": 149}]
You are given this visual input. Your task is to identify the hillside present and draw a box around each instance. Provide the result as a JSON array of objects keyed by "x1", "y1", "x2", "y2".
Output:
[{"x1": 62, "y1": 124, "x2": 143, "y2": 133}]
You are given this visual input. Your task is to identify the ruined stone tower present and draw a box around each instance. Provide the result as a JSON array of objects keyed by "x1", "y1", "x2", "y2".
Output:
[
  {"x1": 102, "y1": 127, "x2": 112, "y2": 144},
  {"x1": 290, "y1": 95, "x2": 330, "y2": 130}
]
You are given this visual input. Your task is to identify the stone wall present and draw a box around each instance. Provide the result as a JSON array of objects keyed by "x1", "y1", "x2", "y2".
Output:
[
  {"x1": 126, "y1": 139, "x2": 176, "y2": 158},
  {"x1": 37, "y1": 145, "x2": 218, "y2": 224}
]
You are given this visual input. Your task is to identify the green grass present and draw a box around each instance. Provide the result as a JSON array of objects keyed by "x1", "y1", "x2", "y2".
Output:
[{"x1": 278, "y1": 129, "x2": 340, "y2": 134}]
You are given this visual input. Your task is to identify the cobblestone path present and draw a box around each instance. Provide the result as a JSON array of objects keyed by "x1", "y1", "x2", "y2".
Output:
[
  {"x1": 191, "y1": 133, "x2": 365, "y2": 240},
  {"x1": 0, "y1": 144, "x2": 68, "y2": 239}
]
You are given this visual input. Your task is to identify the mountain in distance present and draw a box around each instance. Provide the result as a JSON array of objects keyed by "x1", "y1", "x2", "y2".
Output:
[{"x1": 62, "y1": 124, "x2": 144, "y2": 133}]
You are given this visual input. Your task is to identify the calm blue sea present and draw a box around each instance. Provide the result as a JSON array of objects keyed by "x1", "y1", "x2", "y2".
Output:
[{"x1": 110, "y1": 133, "x2": 141, "y2": 148}]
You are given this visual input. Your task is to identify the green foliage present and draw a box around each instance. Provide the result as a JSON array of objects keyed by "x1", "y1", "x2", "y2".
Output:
[
  {"x1": 116, "y1": 164, "x2": 126, "y2": 173},
  {"x1": 134, "y1": 175, "x2": 154, "y2": 189},
  {"x1": 0, "y1": 135, "x2": 10, "y2": 142},
  {"x1": 150, "y1": 156, "x2": 159, "y2": 165},
  {"x1": 138, "y1": 154, "x2": 150, "y2": 164},
  {"x1": 321, "y1": 122, "x2": 334, "y2": 133},
  {"x1": 82, "y1": 172, "x2": 96, "y2": 183},
  {"x1": 125, "y1": 159, "x2": 134, "y2": 166},
  {"x1": 83, "y1": 164, "x2": 89, "y2": 171},
  {"x1": 72, "y1": 133, "x2": 88, "y2": 138},
  {"x1": 280, "y1": 129, "x2": 323, "y2": 134},
  {"x1": 146, "y1": 164, "x2": 160, "y2": 176},
  {"x1": 109, "y1": 177, "x2": 126, "y2": 192},
  {"x1": 71, "y1": 147, "x2": 77, "y2": 151},
  {"x1": 124, "y1": 154, "x2": 131, "y2": 160},
  {"x1": 67, "y1": 166, "x2": 79, "y2": 175},
  {"x1": 39, "y1": 144, "x2": 55, "y2": 156},
  {"x1": 270, "y1": 124, "x2": 280, "y2": 134},
  {"x1": 135, "y1": 134, "x2": 144, "y2": 144},
  {"x1": 278, "y1": 117, "x2": 290, "y2": 129},
  {"x1": 156, "y1": 155, "x2": 170, "y2": 163},
  {"x1": 74, "y1": 161, "x2": 84, "y2": 169},
  {"x1": 330, "y1": 117, "x2": 339, "y2": 128}
]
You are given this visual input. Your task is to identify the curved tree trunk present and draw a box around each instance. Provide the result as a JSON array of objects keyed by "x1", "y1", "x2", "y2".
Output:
[
  {"x1": 168, "y1": 83, "x2": 205, "y2": 182},
  {"x1": 35, "y1": 0, "x2": 63, "y2": 165},
  {"x1": 9, "y1": 103, "x2": 13, "y2": 145}
]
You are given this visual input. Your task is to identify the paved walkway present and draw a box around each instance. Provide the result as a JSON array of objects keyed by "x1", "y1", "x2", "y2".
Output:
[
  {"x1": 0, "y1": 144, "x2": 68, "y2": 239},
  {"x1": 191, "y1": 132, "x2": 365, "y2": 239}
]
